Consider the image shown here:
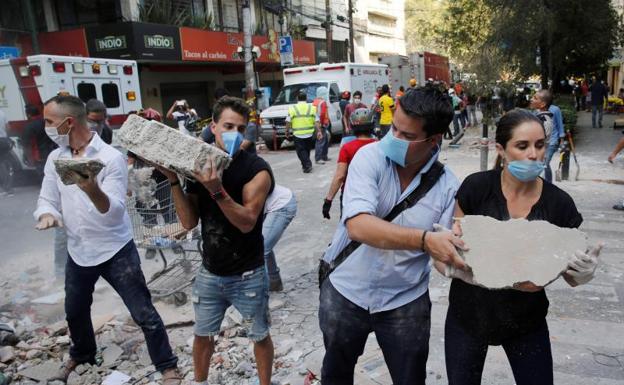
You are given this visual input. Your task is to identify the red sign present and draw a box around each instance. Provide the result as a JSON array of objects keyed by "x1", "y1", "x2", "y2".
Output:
[
  {"x1": 17, "y1": 29, "x2": 89, "y2": 57},
  {"x1": 179, "y1": 27, "x2": 314, "y2": 65}
]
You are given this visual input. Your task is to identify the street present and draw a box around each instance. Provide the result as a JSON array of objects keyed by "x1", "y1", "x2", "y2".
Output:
[{"x1": 1, "y1": 110, "x2": 624, "y2": 384}]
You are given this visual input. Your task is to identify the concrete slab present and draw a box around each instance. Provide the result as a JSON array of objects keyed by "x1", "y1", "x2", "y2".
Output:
[
  {"x1": 53, "y1": 159, "x2": 105, "y2": 185},
  {"x1": 460, "y1": 215, "x2": 587, "y2": 288},
  {"x1": 17, "y1": 361, "x2": 61, "y2": 382}
]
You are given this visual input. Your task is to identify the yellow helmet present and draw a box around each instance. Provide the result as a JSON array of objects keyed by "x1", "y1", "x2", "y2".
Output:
[{"x1": 409, "y1": 78, "x2": 417, "y2": 87}]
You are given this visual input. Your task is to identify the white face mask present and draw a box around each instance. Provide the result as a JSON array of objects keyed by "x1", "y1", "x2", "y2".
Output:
[
  {"x1": 45, "y1": 118, "x2": 70, "y2": 147},
  {"x1": 353, "y1": 97, "x2": 361, "y2": 103}
]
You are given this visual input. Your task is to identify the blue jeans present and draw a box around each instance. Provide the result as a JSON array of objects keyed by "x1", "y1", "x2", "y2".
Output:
[
  {"x1": 452, "y1": 113, "x2": 461, "y2": 135},
  {"x1": 54, "y1": 227, "x2": 68, "y2": 278},
  {"x1": 192, "y1": 266, "x2": 270, "y2": 342},
  {"x1": 65, "y1": 240, "x2": 177, "y2": 372},
  {"x1": 445, "y1": 311, "x2": 553, "y2": 385},
  {"x1": 319, "y1": 280, "x2": 431, "y2": 385},
  {"x1": 543, "y1": 143, "x2": 559, "y2": 183},
  {"x1": 262, "y1": 195, "x2": 297, "y2": 281},
  {"x1": 592, "y1": 104, "x2": 604, "y2": 127},
  {"x1": 315, "y1": 127, "x2": 330, "y2": 161}
]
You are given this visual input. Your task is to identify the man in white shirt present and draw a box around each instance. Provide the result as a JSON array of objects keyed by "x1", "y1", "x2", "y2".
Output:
[{"x1": 34, "y1": 95, "x2": 182, "y2": 384}]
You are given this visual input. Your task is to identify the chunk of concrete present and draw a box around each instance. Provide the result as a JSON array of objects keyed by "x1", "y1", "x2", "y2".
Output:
[
  {"x1": 460, "y1": 215, "x2": 587, "y2": 289},
  {"x1": 53, "y1": 159, "x2": 105, "y2": 185},
  {"x1": 118, "y1": 114, "x2": 230, "y2": 178},
  {"x1": 17, "y1": 361, "x2": 61, "y2": 382}
]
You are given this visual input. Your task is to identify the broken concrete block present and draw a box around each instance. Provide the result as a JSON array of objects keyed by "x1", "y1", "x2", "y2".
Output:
[
  {"x1": 118, "y1": 114, "x2": 231, "y2": 178},
  {"x1": 0, "y1": 346, "x2": 14, "y2": 363},
  {"x1": 53, "y1": 159, "x2": 105, "y2": 185},
  {"x1": 102, "y1": 344, "x2": 123, "y2": 366},
  {"x1": 17, "y1": 361, "x2": 61, "y2": 382},
  {"x1": 460, "y1": 215, "x2": 587, "y2": 288}
]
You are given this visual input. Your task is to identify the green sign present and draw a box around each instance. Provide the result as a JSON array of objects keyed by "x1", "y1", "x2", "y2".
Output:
[
  {"x1": 144, "y1": 34, "x2": 174, "y2": 49},
  {"x1": 95, "y1": 35, "x2": 127, "y2": 51}
]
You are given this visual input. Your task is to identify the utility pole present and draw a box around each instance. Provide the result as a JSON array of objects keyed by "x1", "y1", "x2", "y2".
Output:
[
  {"x1": 242, "y1": 0, "x2": 255, "y2": 101},
  {"x1": 325, "y1": 0, "x2": 333, "y2": 63},
  {"x1": 348, "y1": 0, "x2": 354, "y2": 62}
]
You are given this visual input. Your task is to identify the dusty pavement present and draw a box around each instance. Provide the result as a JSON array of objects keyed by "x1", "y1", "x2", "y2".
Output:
[{"x1": 0, "y1": 109, "x2": 623, "y2": 384}]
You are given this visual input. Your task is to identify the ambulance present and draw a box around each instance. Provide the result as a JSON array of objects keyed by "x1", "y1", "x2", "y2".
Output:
[
  {"x1": 259, "y1": 62, "x2": 389, "y2": 150},
  {"x1": 0, "y1": 54, "x2": 142, "y2": 172}
]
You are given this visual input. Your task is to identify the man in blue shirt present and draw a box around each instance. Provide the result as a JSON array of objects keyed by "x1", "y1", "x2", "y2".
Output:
[
  {"x1": 318, "y1": 87, "x2": 468, "y2": 385},
  {"x1": 541, "y1": 90, "x2": 565, "y2": 183}
]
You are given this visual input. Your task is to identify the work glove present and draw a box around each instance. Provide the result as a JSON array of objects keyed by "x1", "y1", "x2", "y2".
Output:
[
  {"x1": 432, "y1": 224, "x2": 473, "y2": 284},
  {"x1": 322, "y1": 199, "x2": 332, "y2": 219},
  {"x1": 565, "y1": 243, "x2": 602, "y2": 286}
]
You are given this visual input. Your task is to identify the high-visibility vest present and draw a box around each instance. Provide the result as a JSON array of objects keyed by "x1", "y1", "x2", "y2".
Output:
[{"x1": 288, "y1": 103, "x2": 316, "y2": 137}]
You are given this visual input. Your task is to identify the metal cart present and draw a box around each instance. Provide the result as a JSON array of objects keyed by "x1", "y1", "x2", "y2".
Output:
[{"x1": 127, "y1": 178, "x2": 202, "y2": 305}]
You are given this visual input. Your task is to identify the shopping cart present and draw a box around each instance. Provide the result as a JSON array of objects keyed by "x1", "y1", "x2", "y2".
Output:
[{"x1": 127, "y1": 177, "x2": 203, "y2": 305}]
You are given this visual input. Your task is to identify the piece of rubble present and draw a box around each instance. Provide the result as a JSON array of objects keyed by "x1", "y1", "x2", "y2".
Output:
[
  {"x1": 0, "y1": 346, "x2": 14, "y2": 363},
  {"x1": 102, "y1": 370, "x2": 131, "y2": 385},
  {"x1": 17, "y1": 361, "x2": 61, "y2": 382},
  {"x1": 118, "y1": 114, "x2": 231, "y2": 178},
  {"x1": 31, "y1": 291, "x2": 65, "y2": 305},
  {"x1": 460, "y1": 215, "x2": 587, "y2": 288},
  {"x1": 53, "y1": 159, "x2": 105, "y2": 185},
  {"x1": 102, "y1": 344, "x2": 123, "y2": 366}
]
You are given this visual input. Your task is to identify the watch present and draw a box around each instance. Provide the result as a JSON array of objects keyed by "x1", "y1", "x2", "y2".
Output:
[{"x1": 210, "y1": 188, "x2": 226, "y2": 201}]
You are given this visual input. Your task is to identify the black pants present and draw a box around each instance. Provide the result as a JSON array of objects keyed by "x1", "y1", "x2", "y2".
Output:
[
  {"x1": 319, "y1": 280, "x2": 431, "y2": 385},
  {"x1": 294, "y1": 136, "x2": 315, "y2": 171},
  {"x1": 445, "y1": 311, "x2": 553, "y2": 385},
  {"x1": 65, "y1": 240, "x2": 178, "y2": 372}
]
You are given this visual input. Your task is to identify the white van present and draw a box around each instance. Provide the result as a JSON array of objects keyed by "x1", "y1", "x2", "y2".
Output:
[
  {"x1": 0, "y1": 54, "x2": 142, "y2": 172},
  {"x1": 259, "y1": 62, "x2": 389, "y2": 150}
]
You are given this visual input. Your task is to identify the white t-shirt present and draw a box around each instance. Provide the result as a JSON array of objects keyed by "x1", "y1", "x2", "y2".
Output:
[
  {"x1": 0, "y1": 110, "x2": 7, "y2": 138},
  {"x1": 265, "y1": 185, "x2": 293, "y2": 213},
  {"x1": 172, "y1": 111, "x2": 191, "y2": 136}
]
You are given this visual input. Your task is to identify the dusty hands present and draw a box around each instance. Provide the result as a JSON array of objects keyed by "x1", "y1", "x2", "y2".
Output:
[
  {"x1": 193, "y1": 157, "x2": 222, "y2": 194},
  {"x1": 565, "y1": 243, "x2": 602, "y2": 285},
  {"x1": 68, "y1": 170, "x2": 98, "y2": 193},
  {"x1": 35, "y1": 214, "x2": 63, "y2": 230},
  {"x1": 427, "y1": 224, "x2": 469, "y2": 271}
]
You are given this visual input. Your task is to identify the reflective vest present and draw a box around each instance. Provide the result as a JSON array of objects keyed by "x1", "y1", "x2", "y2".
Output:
[{"x1": 288, "y1": 102, "x2": 316, "y2": 137}]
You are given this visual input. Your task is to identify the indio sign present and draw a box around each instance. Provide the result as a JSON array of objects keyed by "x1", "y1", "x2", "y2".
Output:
[
  {"x1": 95, "y1": 35, "x2": 127, "y2": 51},
  {"x1": 144, "y1": 34, "x2": 174, "y2": 49}
]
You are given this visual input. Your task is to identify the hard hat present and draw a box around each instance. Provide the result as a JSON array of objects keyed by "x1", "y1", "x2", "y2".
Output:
[
  {"x1": 409, "y1": 78, "x2": 417, "y2": 87},
  {"x1": 341, "y1": 90, "x2": 351, "y2": 99},
  {"x1": 349, "y1": 107, "x2": 375, "y2": 128}
]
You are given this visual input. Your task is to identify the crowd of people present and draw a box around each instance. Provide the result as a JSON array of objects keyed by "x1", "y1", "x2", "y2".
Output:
[{"x1": 19, "y1": 72, "x2": 614, "y2": 385}]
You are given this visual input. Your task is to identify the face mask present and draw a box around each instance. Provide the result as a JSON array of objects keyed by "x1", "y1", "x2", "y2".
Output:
[
  {"x1": 507, "y1": 160, "x2": 545, "y2": 182},
  {"x1": 45, "y1": 118, "x2": 70, "y2": 147},
  {"x1": 87, "y1": 121, "x2": 104, "y2": 136},
  {"x1": 353, "y1": 98, "x2": 361, "y2": 104},
  {"x1": 378, "y1": 127, "x2": 430, "y2": 167},
  {"x1": 222, "y1": 131, "x2": 244, "y2": 156}
]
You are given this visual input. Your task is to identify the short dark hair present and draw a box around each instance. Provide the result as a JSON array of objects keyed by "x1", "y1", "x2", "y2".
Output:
[
  {"x1": 212, "y1": 96, "x2": 250, "y2": 124},
  {"x1": 25, "y1": 104, "x2": 39, "y2": 117},
  {"x1": 44, "y1": 95, "x2": 86, "y2": 121},
  {"x1": 353, "y1": 90, "x2": 362, "y2": 98},
  {"x1": 382, "y1": 84, "x2": 390, "y2": 94},
  {"x1": 85, "y1": 99, "x2": 107, "y2": 114},
  {"x1": 494, "y1": 109, "x2": 545, "y2": 169},
  {"x1": 397, "y1": 87, "x2": 453, "y2": 137},
  {"x1": 536, "y1": 90, "x2": 553, "y2": 107},
  {"x1": 214, "y1": 88, "x2": 229, "y2": 100},
  {"x1": 297, "y1": 91, "x2": 307, "y2": 101},
  {"x1": 399, "y1": 86, "x2": 405, "y2": 92}
]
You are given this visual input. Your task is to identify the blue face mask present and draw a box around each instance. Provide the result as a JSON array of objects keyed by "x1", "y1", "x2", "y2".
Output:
[
  {"x1": 378, "y1": 128, "x2": 431, "y2": 167},
  {"x1": 507, "y1": 160, "x2": 545, "y2": 182},
  {"x1": 222, "y1": 131, "x2": 244, "y2": 156}
]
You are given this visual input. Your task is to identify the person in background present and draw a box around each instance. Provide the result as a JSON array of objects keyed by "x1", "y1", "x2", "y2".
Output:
[
  {"x1": 22, "y1": 104, "x2": 56, "y2": 175},
  {"x1": 449, "y1": 89, "x2": 463, "y2": 137},
  {"x1": 339, "y1": 91, "x2": 351, "y2": 116},
  {"x1": 313, "y1": 86, "x2": 331, "y2": 164},
  {"x1": 342, "y1": 90, "x2": 367, "y2": 139},
  {"x1": 263, "y1": 184, "x2": 297, "y2": 292},
  {"x1": 466, "y1": 92, "x2": 478, "y2": 127},
  {"x1": 543, "y1": 94, "x2": 565, "y2": 183},
  {"x1": 608, "y1": 131, "x2": 624, "y2": 211},
  {"x1": 589, "y1": 76, "x2": 609, "y2": 128},
  {"x1": 395, "y1": 86, "x2": 405, "y2": 101},
  {"x1": 85, "y1": 99, "x2": 113, "y2": 144},
  {"x1": 0, "y1": 109, "x2": 14, "y2": 196},
  {"x1": 167, "y1": 99, "x2": 197, "y2": 136},
  {"x1": 323, "y1": 107, "x2": 376, "y2": 219},
  {"x1": 378, "y1": 84, "x2": 395, "y2": 138},
  {"x1": 438, "y1": 109, "x2": 600, "y2": 385},
  {"x1": 581, "y1": 80, "x2": 589, "y2": 111},
  {"x1": 286, "y1": 92, "x2": 320, "y2": 173}
]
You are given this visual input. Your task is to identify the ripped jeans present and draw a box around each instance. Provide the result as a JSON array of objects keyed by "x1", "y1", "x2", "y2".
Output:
[
  {"x1": 65, "y1": 240, "x2": 177, "y2": 372},
  {"x1": 192, "y1": 265, "x2": 270, "y2": 342}
]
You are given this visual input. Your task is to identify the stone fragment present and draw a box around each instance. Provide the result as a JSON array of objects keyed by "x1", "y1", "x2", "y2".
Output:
[
  {"x1": 53, "y1": 159, "x2": 105, "y2": 185},
  {"x1": 102, "y1": 344, "x2": 123, "y2": 366},
  {"x1": 55, "y1": 335, "x2": 70, "y2": 346},
  {"x1": 101, "y1": 370, "x2": 131, "y2": 385},
  {"x1": 460, "y1": 215, "x2": 587, "y2": 288},
  {"x1": 118, "y1": 114, "x2": 231, "y2": 178},
  {"x1": 17, "y1": 361, "x2": 61, "y2": 382},
  {"x1": 31, "y1": 291, "x2": 65, "y2": 305},
  {"x1": 25, "y1": 349, "x2": 41, "y2": 360},
  {"x1": 0, "y1": 346, "x2": 14, "y2": 363}
]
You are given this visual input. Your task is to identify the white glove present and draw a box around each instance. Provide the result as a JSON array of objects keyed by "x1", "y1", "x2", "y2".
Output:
[
  {"x1": 565, "y1": 244, "x2": 602, "y2": 286},
  {"x1": 433, "y1": 224, "x2": 474, "y2": 284}
]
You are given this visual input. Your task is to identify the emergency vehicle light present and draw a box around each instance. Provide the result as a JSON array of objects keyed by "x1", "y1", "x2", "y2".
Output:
[
  {"x1": 29, "y1": 65, "x2": 41, "y2": 76},
  {"x1": 123, "y1": 65, "x2": 133, "y2": 75},
  {"x1": 284, "y1": 69, "x2": 303, "y2": 75},
  {"x1": 72, "y1": 63, "x2": 84, "y2": 73},
  {"x1": 52, "y1": 62, "x2": 66, "y2": 73},
  {"x1": 92, "y1": 64, "x2": 101, "y2": 74},
  {"x1": 126, "y1": 91, "x2": 136, "y2": 101},
  {"x1": 323, "y1": 65, "x2": 345, "y2": 71},
  {"x1": 18, "y1": 66, "x2": 29, "y2": 77},
  {"x1": 108, "y1": 65, "x2": 118, "y2": 75}
]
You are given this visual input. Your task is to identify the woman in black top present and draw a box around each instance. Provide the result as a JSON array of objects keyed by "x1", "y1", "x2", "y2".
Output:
[{"x1": 437, "y1": 109, "x2": 601, "y2": 385}]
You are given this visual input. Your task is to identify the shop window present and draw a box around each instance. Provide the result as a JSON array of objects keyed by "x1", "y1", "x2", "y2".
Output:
[
  {"x1": 102, "y1": 83, "x2": 120, "y2": 108},
  {"x1": 54, "y1": 0, "x2": 121, "y2": 29},
  {"x1": 77, "y1": 83, "x2": 97, "y2": 103}
]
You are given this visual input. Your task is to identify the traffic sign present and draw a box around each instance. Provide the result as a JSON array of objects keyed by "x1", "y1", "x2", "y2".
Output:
[
  {"x1": 0, "y1": 46, "x2": 20, "y2": 59},
  {"x1": 278, "y1": 35, "x2": 294, "y2": 66}
]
